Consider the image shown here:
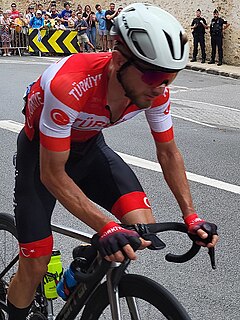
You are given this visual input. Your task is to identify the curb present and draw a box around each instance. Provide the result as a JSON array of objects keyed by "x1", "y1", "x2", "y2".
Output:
[{"x1": 185, "y1": 64, "x2": 240, "y2": 80}]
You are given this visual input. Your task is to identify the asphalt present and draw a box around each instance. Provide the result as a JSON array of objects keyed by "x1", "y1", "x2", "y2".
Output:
[{"x1": 186, "y1": 60, "x2": 240, "y2": 79}]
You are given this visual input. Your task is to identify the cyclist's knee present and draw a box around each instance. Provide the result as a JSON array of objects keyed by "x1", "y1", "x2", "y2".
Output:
[
  {"x1": 18, "y1": 255, "x2": 51, "y2": 284},
  {"x1": 120, "y1": 208, "x2": 155, "y2": 224}
]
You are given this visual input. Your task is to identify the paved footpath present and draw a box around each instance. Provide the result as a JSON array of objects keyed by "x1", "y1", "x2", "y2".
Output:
[{"x1": 186, "y1": 60, "x2": 240, "y2": 79}]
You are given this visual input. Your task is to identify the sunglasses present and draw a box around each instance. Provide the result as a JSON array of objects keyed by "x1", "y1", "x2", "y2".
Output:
[{"x1": 131, "y1": 60, "x2": 177, "y2": 87}]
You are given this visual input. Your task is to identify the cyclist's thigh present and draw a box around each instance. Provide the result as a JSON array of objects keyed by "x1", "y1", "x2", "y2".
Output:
[
  {"x1": 67, "y1": 133, "x2": 150, "y2": 219},
  {"x1": 14, "y1": 129, "x2": 56, "y2": 248}
]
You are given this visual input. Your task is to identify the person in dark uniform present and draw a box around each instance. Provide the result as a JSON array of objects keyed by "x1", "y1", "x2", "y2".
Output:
[
  {"x1": 190, "y1": 9, "x2": 207, "y2": 63},
  {"x1": 208, "y1": 9, "x2": 230, "y2": 66}
]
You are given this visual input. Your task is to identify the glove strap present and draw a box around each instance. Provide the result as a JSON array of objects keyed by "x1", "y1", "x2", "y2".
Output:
[
  {"x1": 184, "y1": 213, "x2": 204, "y2": 227},
  {"x1": 99, "y1": 221, "x2": 122, "y2": 238}
]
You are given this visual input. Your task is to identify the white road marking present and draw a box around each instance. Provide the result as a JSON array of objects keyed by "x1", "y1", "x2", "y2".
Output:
[
  {"x1": 170, "y1": 86, "x2": 203, "y2": 94},
  {"x1": 0, "y1": 58, "x2": 58, "y2": 65},
  {"x1": 0, "y1": 120, "x2": 24, "y2": 132},
  {"x1": 171, "y1": 114, "x2": 216, "y2": 128},
  {"x1": 0, "y1": 120, "x2": 239, "y2": 195},
  {"x1": 0, "y1": 60, "x2": 52, "y2": 65},
  {"x1": 171, "y1": 98, "x2": 240, "y2": 113},
  {"x1": 117, "y1": 152, "x2": 240, "y2": 195},
  {"x1": 171, "y1": 98, "x2": 240, "y2": 129}
]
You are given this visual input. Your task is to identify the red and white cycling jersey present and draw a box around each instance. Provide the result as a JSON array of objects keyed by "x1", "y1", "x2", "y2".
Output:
[{"x1": 24, "y1": 53, "x2": 174, "y2": 152}]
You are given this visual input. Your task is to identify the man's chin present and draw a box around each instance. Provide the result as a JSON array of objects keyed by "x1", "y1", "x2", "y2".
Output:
[
  {"x1": 134, "y1": 100, "x2": 151, "y2": 109},
  {"x1": 124, "y1": 90, "x2": 151, "y2": 109}
]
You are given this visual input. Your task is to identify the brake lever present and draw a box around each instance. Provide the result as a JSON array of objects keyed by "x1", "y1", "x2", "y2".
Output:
[
  {"x1": 208, "y1": 247, "x2": 216, "y2": 270},
  {"x1": 141, "y1": 233, "x2": 166, "y2": 250},
  {"x1": 136, "y1": 224, "x2": 166, "y2": 250}
]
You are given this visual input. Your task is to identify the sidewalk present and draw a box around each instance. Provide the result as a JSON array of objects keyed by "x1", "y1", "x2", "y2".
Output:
[{"x1": 186, "y1": 60, "x2": 240, "y2": 79}]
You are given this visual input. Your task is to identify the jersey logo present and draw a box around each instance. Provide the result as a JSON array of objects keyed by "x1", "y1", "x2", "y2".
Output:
[
  {"x1": 143, "y1": 197, "x2": 151, "y2": 208},
  {"x1": 50, "y1": 109, "x2": 70, "y2": 125},
  {"x1": 164, "y1": 103, "x2": 171, "y2": 115},
  {"x1": 20, "y1": 247, "x2": 35, "y2": 257}
]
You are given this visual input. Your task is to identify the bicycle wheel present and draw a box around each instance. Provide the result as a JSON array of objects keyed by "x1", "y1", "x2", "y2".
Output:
[
  {"x1": 0, "y1": 212, "x2": 18, "y2": 318},
  {"x1": 81, "y1": 274, "x2": 191, "y2": 320}
]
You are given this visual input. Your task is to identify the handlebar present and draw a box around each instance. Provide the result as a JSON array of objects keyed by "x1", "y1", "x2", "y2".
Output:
[
  {"x1": 74, "y1": 222, "x2": 216, "y2": 284},
  {"x1": 131, "y1": 222, "x2": 215, "y2": 268},
  {"x1": 129, "y1": 222, "x2": 202, "y2": 263}
]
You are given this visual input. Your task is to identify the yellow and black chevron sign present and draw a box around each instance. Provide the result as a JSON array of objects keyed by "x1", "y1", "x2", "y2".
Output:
[{"x1": 28, "y1": 28, "x2": 79, "y2": 53}]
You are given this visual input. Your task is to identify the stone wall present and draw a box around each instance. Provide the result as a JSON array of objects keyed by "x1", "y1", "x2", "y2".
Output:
[{"x1": 1, "y1": 0, "x2": 239, "y2": 65}]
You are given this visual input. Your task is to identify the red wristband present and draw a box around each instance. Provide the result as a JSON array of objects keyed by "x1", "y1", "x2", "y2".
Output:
[
  {"x1": 99, "y1": 221, "x2": 123, "y2": 237},
  {"x1": 184, "y1": 213, "x2": 204, "y2": 227}
]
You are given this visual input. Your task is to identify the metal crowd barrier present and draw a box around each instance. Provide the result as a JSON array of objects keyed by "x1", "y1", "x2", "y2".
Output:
[
  {"x1": 0, "y1": 26, "x2": 28, "y2": 56},
  {"x1": 0, "y1": 27, "x2": 101, "y2": 56}
]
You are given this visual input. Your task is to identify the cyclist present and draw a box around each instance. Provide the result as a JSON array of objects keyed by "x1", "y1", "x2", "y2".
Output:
[{"x1": 8, "y1": 3, "x2": 218, "y2": 319}]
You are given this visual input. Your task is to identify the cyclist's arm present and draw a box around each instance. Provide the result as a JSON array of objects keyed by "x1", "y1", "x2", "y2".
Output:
[
  {"x1": 155, "y1": 139, "x2": 195, "y2": 218},
  {"x1": 146, "y1": 90, "x2": 218, "y2": 247},
  {"x1": 155, "y1": 139, "x2": 218, "y2": 247},
  {"x1": 146, "y1": 90, "x2": 196, "y2": 217}
]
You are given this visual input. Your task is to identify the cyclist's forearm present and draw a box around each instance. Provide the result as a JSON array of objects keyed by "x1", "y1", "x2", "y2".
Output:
[
  {"x1": 157, "y1": 149, "x2": 195, "y2": 218},
  {"x1": 42, "y1": 172, "x2": 111, "y2": 232}
]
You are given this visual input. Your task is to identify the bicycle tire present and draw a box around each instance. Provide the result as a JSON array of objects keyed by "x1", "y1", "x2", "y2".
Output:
[
  {"x1": 0, "y1": 212, "x2": 18, "y2": 316},
  {"x1": 0, "y1": 310, "x2": 5, "y2": 320},
  {"x1": 81, "y1": 274, "x2": 191, "y2": 320},
  {"x1": 28, "y1": 311, "x2": 48, "y2": 319}
]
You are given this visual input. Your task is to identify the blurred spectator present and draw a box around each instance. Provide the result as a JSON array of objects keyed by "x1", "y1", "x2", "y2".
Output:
[
  {"x1": 76, "y1": 4, "x2": 83, "y2": 14},
  {"x1": 43, "y1": 12, "x2": 55, "y2": 33},
  {"x1": 68, "y1": 10, "x2": 77, "y2": 29},
  {"x1": 13, "y1": 12, "x2": 28, "y2": 49},
  {"x1": 83, "y1": 5, "x2": 96, "y2": 49},
  {"x1": 47, "y1": 0, "x2": 57, "y2": 11},
  {"x1": 50, "y1": 5, "x2": 59, "y2": 19},
  {"x1": 105, "y1": 2, "x2": 118, "y2": 51},
  {"x1": 95, "y1": 4, "x2": 107, "y2": 51},
  {"x1": 117, "y1": 6, "x2": 123, "y2": 14},
  {"x1": 58, "y1": 2, "x2": 72, "y2": 27},
  {"x1": 55, "y1": 18, "x2": 66, "y2": 30},
  {"x1": 0, "y1": 11, "x2": 12, "y2": 56},
  {"x1": 26, "y1": 5, "x2": 35, "y2": 24},
  {"x1": 14, "y1": 11, "x2": 28, "y2": 32},
  {"x1": 29, "y1": 10, "x2": 44, "y2": 56},
  {"x1": 37, "y1": 4, "x2": 46, "y2": 15},
  {"x1": 74, "y1": 12, "x2": 95, "y2": 52},
  {"x1": 10, "y1": 2, "x2": 19, "y2": 20},
  {"x1": 29, "y1": 10, "x2": 44, "y2": 29}
]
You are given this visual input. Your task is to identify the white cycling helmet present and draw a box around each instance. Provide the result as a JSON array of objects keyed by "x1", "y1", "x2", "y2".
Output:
[{"x1": 111, "y1": 3, "x2": 189, "y2": 72}]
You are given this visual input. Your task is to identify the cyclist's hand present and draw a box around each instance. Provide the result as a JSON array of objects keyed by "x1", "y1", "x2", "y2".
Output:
[
  {"x1": 91, "y1": 221, "x2": 151, "y2": 262},
  {"x1": 184, "y1": 213, "x2": 218, "y2": 248}
]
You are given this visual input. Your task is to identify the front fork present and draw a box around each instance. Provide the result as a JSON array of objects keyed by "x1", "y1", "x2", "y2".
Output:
[
  {"x1": 106, "y1": 261, "x2": 141, "y2": 320},
  {"x1": 46, "y1": 299, "x2": 54, "y2": 320}
]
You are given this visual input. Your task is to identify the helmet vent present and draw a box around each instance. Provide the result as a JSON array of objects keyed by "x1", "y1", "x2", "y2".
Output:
[
  {"x1": 163, "y1": 30, "x2": 186, "y2": 60},
  {"x1": 130, "y1": 31, "x2": 156, "y2": 60},
  {"x1": 163, "y1": 30, "x2": 175, "y2": 59},
  {"x1": 180, "y1": 32, "x2": 188, "y2": 58},
  {"x1": 132, "y1": 38, "x2": 145, "y2": 57}
]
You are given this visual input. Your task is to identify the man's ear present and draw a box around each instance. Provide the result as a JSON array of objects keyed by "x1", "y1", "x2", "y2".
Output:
[{"x1": 111, "y1": 50, "x2": 127, "y2": 70}]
